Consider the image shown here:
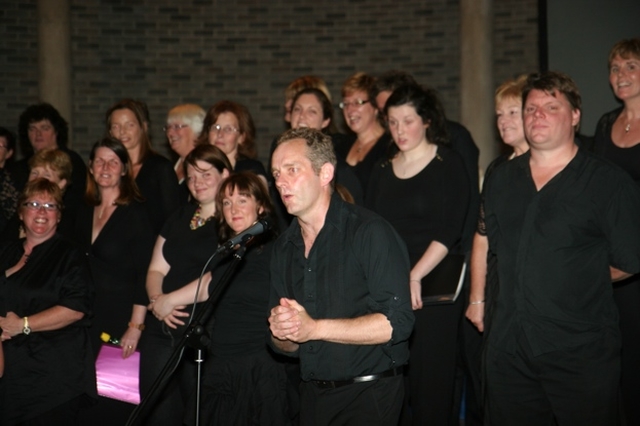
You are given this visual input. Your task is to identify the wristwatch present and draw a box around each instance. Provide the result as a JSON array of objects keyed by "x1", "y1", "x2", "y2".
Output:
[{"x1": 23, "y1": 316, "x2": 31, "y2": 335}]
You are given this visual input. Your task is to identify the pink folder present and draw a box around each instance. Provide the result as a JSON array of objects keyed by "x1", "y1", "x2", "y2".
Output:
[{"x1": 95, "y1": 344, "x2": 141, "y2": 404}]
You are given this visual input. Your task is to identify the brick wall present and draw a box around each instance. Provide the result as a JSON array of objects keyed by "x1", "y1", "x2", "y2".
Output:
[{"x1": 0, "y1": 0, "x2": 538, "y2": 164}]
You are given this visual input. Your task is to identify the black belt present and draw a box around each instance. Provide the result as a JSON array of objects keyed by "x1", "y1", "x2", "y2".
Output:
[{"x1": 310, "y1": 366, "x2": 404, "y2": 389}]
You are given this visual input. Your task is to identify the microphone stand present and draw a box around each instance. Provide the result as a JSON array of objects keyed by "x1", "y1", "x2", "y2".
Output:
[{"x1": 126, "y1": 244, "x2": 248, "y2": 426}]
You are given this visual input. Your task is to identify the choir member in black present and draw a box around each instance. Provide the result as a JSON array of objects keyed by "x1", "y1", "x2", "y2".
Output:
[
  {"x1": 106, "y1": 99, "x2": 181, "y2": 234},
  {"x1": 141, "y1": 144, "x2": 232, "y2": 425},
  {"x1": 593, "y1": 37, "x2": 640, "y2": 426},
  {"x1": 74, "y1": 137, "x2": 155, "y2": 425},
  {"x1": 335, "y1": 72, "x2": 392, "y2": 191},
  {"x1": 11, "y1": 103, "x2": 87, "y2": 222},
  {"x1": 164, "y1": 103, "x2": 206, "y2": 203},
  {"x1": 0, "y1": 178, "x2": 96, "y2": 425},
  {"x1": 366, "y1": 83, "x2": 470, "y2": 425},
  {"x1": 198, "y1": 100, "x2": 267, "y2": 179},
  {"x1": 150, "y1": 172, "x2": 290, "y2": 425},
  {"x1": 467, "y1": 74, "x2": 529, "y2": 334}
]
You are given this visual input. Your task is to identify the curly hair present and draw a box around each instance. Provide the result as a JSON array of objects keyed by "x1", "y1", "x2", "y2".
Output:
[{"x1": 18, "y1": 103, "x2": 68, "y2": 155}]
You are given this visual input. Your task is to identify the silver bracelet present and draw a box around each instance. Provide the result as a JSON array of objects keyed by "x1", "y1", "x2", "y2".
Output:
[{"x1": 469, "y1": 299, "x2": 485, "y2": 305}]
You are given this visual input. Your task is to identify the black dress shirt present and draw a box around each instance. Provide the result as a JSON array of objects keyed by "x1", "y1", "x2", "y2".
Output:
[
  {"x1": 483, "y1": 148, "x2": 640, "y2": 356},
  {"x1": 269, "y1": 194, "x2": 414, "y2": 381}
]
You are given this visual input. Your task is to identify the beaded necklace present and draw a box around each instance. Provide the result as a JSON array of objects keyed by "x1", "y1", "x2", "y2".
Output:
[{"x1": 189, "y1": 205, "x2": 214, "y2": 230}]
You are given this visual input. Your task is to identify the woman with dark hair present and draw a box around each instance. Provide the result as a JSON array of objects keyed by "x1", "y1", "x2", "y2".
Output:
[
  {"x1": 74, "y1": 137, "x2": 155, "y2": 425},
  {"x1": 335, "y1": 72, "x2": 392, "y2": 191},
  {"x1": 107, "y1": 99, "x2": 181, "y2": 233},
  {"x1": 140, "y1": 144, "x2": 232, "y2": 425},
  {"x1": 0, "y1": 178, "x2": 96, "y2": 424},
  {"x1": 594, "y1": 37, "x2": 640, "y2": 425},
  {"x1": 150, "y1": 172, "x2": 290, "y2": 425},
  {"x1": 366, "y1": 83, "x2": 470, "y2": 425},
  {"x1": 198, "y1": 100, "x2": 267, "y2": 178},
  {"x1": 11, "y1": 103, "x2": 87, "y2": 220}
]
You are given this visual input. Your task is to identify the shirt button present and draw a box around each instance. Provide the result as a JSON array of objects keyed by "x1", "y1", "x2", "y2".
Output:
[{"x1": 307, "y1": 268, "x2": 312, "y2": 272}]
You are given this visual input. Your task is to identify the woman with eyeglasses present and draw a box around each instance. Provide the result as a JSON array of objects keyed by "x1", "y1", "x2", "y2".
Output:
[
  {"x1": 107, "y1": 99, "x2": 181, "y2": 234},
  {"x1": 0, "y1": 178, "x2": 97, "y2": 424},
  {"x1": 334, "y1": 72, "x2": 392, "y2": 191},
  {"x1": 164, "y1": 104, "x2": 206, "y2": 202},
  {"x1": 1, "y1": 149, "x2": 74, "y2": 242},
  {"x1": 198, "y1": 100, "x2": 267, "y2": 180},
  {"x1": 74, "y1": 137, "x2": 155, "y2": 425}
]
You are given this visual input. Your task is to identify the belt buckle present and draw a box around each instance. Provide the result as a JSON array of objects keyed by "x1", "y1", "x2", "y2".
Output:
[{"x1": 314, "y1": 380, "x2": 337, "y2": 389}]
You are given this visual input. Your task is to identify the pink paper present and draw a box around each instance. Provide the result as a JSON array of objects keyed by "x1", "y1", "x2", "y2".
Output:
[{"x1": 95, "y1": 344, "x2": 141, "y2": 405}]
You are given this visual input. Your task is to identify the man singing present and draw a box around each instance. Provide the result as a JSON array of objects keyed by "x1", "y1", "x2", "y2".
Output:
[{"x1": 268, "y1": 127, "x2": 414, "y2": 425}]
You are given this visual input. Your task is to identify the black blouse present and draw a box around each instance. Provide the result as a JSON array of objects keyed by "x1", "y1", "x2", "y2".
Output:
[
  {"x1": 136, "y1": 153, "x2": 181, "y2": 234},
  {"x1": 0, "y1": 235, "x2": 97, "y2": 423}
]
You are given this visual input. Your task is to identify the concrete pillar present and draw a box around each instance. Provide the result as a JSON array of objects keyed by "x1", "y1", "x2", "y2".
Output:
[
  {"x1": 460, "y1": 0, "x2": 495, "y2": 178},
  {"x1": 38, "y1": 0, "x2": 73, "y2": 146}
]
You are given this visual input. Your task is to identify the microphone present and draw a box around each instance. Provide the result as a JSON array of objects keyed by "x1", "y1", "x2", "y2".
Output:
[{"x1": 216, "y1": 218, "x2": 272, "y2": 254}]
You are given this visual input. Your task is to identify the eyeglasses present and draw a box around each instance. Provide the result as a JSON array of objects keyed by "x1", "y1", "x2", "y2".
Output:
[
  {"x1": 22, "y1": 201, "x2": 59, "y2": 212},
  {"x1": 163, "y1": 124, "x2": 190, "y2": 132},
  {"x1": 210, "y1": 124, "x2": 238, "y2": 135},
  {"x1": 339, "y1": 99, "x2": 370, "y2": 109}
]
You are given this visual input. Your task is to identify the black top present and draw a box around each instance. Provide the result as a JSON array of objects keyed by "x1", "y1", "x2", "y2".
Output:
[
  {"x1": 209, "y1": 237, "x2": 275, "y2": 358},
  {"x1": 334, "y1": 132, "x2": 394, "y2": 192},
  {"x1": 268, "y1": 194, "x2": 414, "y2": 381},
  {"x1": 145, "y1": 203, "x2": 219, "y2": 340},
  {"x1": 73, "y1": 201, "x2": 154, "y2": 354},
  {"x1": 594, "y1": 107, "x2": 640, "y2": 185},
  {"x1": 0, "y1": 235, "x2": 97, "y2": 423},
  {"x1": 235, "y1": 157, "x2": 267, "y2": 177},
  {"x1": 476, "y1": 154, "x2": 511, "y2": 236},
  {"x1": 446, "y1": 120, "x2": 480, "y2": 253},
  {"x1": 483, "y1": 149, "x2": 640, "y2": 356},
  {"x1": 136, "y1": 153, "x2": 181, "y2": 234},
  {"x1": 366, "y1": 145, "x2": 470, "y2": 264}
]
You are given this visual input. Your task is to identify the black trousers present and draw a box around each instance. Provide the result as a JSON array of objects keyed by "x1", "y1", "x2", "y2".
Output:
[
  {"x1": 300, "y1": 375, "x2": 403, "y2": 426},
  {"x1": 484, "y1": 330, "x2": 620, "y2": 426}
]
